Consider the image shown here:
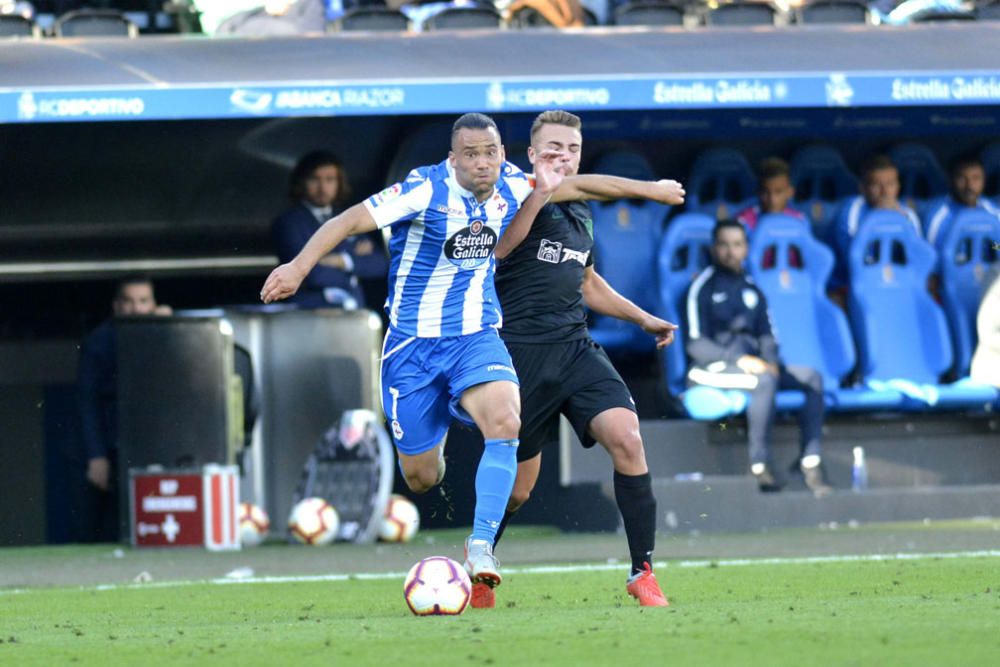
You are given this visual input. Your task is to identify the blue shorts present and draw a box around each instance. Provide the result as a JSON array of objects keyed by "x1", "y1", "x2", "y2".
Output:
[{"x1": 380, "y1": 327, "x2": 519, "y2": 456}]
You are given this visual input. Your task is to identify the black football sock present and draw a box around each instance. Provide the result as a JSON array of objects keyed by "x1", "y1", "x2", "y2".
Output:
[
  {"x1": 613, "y1": 470, "x2": 656, "y2": 577},
  {"x1": 492, "y1": 509, "x2": 516, "y2": 550}
]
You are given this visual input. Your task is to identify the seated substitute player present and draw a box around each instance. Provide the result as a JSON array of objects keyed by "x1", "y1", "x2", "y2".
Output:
[
  {"x1": 260, "y1": 112, "x2": 685, "y2": 598},
  {"x1": 487, "y1": 110, "x2": 682, "y2": 609},
  {"x1": 924, "y1": 154, "x2": 1000, "y2": 247},
  {"x1": 733, "y1": 157, "x2": 807, "y2": 234},
  {"x1": 734, "y1": 156, "x2": 807, "y2": 269},
  {"x1": 831, "y1": 154, "x2": 921, "y2": 285},
  {"x1": 685, "y1": 219, "x2": 832, "y2": 497}
]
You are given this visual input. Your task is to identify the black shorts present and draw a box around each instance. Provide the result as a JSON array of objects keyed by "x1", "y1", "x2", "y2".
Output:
[{"x1": 505, "y1": 337, "x2": 635, "y2": 463}]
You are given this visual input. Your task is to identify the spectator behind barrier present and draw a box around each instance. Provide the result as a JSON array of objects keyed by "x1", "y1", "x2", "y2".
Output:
[
  {"x1": 870, "y1": 0, "x2": 969, "y2": 23},
  {"x1": 684, "y1": 219, "x2": 832, "y2": 496},
  {"x1": 195, "y1": 0, "x2": 352, "y2": 33},
  {"x1": 77, "y1": 275, "x2": 172, "y2": 541},
  {"x1": 504, "y1": 0, "x2": 586, "y2": 25},
  {"x1": 215, "y1": 0, "x2": 326, "y2": 35},
  {"x1": 192, "y1": 0, "x2": 267, "y2": 33},
  {"x1": 924, "y1": 154, "x2": 1000, "y2": 249},
  {"x1": 970, "y1": 269, "x2": 1000, "y2": 387},
  {"x1": 1, "y1": 0, "x2": 35, "y2": 19},
  {"x1": 271, "y1": 150, "x2": 388, "y2": 309}
]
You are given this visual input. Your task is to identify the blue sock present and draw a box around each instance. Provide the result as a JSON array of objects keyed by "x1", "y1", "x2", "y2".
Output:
[{"x1": 471, "y1": 438, "x2": 519, "y2": 543}]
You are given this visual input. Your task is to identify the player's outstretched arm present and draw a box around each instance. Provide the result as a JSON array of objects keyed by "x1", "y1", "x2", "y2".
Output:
[
  {"x1": 260, "y1": 204, "x2": 378, "y2": 303},
  {"x1": 582, "y1": 267, "x2": 677, "y2": 349},
  {"x1": 495, "y1": 150, "x2": 566, "y2": 260},
  {"x1": 553, "y1": 175, "x2": 685, "y2": 206}
]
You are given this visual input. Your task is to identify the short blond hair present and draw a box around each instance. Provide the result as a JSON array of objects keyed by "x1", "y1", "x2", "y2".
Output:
[{"x1": 530, "y1": 110, "x2": 582, "y2": 142}]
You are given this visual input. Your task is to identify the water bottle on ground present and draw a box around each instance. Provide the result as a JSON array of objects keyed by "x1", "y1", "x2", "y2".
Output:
[{"x1": 852, "y1": 446, "x2": 868, "y2": 492}]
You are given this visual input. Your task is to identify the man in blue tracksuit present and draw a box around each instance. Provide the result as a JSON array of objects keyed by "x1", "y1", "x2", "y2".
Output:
[{"x1": 684, "y1": 219, "x2": 831, "y2": 495}]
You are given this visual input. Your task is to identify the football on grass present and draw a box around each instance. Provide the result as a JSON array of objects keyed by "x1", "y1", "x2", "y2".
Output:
[
  {"x1": 379, "y1": 494, "x2": 420, "y2": 543},
  {"x1": 403, "y1": 557, "x2": 471, "y2": 616},
  {"x1": 239, "y1": 502, "x2": 269, "y2": 547},
  {"x1": 288, "y1": 497, "x2": 339, "y2": 545}
]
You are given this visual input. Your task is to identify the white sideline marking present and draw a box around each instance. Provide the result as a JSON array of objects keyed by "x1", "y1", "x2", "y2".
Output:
[{"x1": 3, "y1": 549, "x2": 999, "y2": 597}]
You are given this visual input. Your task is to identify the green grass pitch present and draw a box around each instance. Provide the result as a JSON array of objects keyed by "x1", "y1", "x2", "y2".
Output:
[{"x1": 2, "y1": 550, "x2": 998, "y2": 665}]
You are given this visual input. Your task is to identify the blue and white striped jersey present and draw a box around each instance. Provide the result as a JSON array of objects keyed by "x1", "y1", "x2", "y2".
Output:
[{"x1": 363, "y1": 159, "x2": 535, "y2": 338}]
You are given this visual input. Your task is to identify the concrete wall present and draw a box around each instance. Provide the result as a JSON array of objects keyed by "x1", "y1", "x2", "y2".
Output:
[
  {"x1": 564, "y1": 414, "x2": 1000, "y2": 489},
  {"x1": 0, "y1": 341, "x2": 79, "y2": 546}
]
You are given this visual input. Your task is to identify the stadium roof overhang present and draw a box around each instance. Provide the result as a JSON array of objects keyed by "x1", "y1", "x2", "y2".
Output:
[{"x1": 1, "y1": 23, "x2": 1000, "y2": 123}]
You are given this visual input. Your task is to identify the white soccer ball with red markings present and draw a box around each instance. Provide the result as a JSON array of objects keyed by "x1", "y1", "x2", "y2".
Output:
[
  {"x1": 403, "y1": 557, "x2": 471, "y2": 616},
  {"x1": 379, "y1": 494, "x2": 420, "y2": 543},
  {"x1": 239, "y1": 502, "x2": 270, "y2": 547},
  {"x1": 288, "y1": 497, "x2": 339, "y2": 545}
]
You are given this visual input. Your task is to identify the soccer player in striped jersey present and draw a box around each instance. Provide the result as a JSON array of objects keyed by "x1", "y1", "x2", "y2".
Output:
[{"x1": 260, "y1": 112, "x2": 683, "y2": 597}]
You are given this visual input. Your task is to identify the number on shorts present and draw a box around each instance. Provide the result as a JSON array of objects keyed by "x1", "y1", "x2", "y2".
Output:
[{"x1": 388, "y1": 386, "x2": 400, "y2": 420}]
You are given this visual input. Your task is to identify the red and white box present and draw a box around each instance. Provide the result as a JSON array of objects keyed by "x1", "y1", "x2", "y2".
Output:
[{"x1": 129, "y1": 464, "x2": 240, "y2": 551}]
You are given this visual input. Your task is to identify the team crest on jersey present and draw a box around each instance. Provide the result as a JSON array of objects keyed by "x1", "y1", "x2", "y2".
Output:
[
  {"x1": 742, "y1": 288, "x2": 759, "y2": 309},
  {"x1": 538, "y1": 239, "x2": 588, "y2": 265},
  {"x1": 538, "y1": 239, "x2": 563, "y2": 263},
  {"x1": 445, "y1": 222, "x2": 498, "y2": 269}
]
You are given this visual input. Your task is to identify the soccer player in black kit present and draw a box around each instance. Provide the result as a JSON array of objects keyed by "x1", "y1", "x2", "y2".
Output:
[{"x1": 481, "y1": 110, "x2": 685, "y2": 608}]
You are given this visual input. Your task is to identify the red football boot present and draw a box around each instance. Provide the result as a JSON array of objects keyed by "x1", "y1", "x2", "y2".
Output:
[
  {"x1": 626, "y1": 562, "x2": 669, "y2": 607},
  {"x1": 470, "y1": 581, "x2": 496, "y2": 609}
]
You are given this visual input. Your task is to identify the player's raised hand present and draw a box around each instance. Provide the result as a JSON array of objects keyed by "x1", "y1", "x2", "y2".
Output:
[
  {"x1": 533, "y1": 149, "x2": 568, "y2": 196},
  {"x1": 640, "y1": 314, "x2": 678, "y2": 349},
  {"x1": 260, "y1": 262, "x2": 306, "y2": 304},
  {"x1": 650, "y1": 179, "x2": 686, "y2": 206}
]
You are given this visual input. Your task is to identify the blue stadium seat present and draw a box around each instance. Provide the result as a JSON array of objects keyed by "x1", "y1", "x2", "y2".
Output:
[
  {"x1": 797, "y1": 0, "x2": 869, "y2": 23},
  {"x1": 918, "y1": 194, "x2": 950, "y2": 240},
  {"x1": 938, "y1": 209, "x2": 1000, "y2": 377},
  {"x1": 0, "y1": 14, "x2": 42, "y2": 38},
  {"x1": 384, "y1": 122, "x2": 452, "y2": 185},
  {"x1": 685, "y1": 148, "x2": 756, "y2": 221},
  {"x1": 847, "y1": 210, "x2": 998, "y2": 409},
  {"x1": 888, "y1": 143, "x2": 949, "y2": 213},
  {"x1": 333, "y1": 7, "x2": 410, "y2": 32},
  {"x1": 588, "y1": 151, "x2": 669, "y2": 357},
  {"x1": 614, "y1": 1, "x2": 685, "y2": 25},
  {"x1": 706, "y1": 1, "x2": 777, "y2": 25},
  {"x1": 657, "y1": 212, "x2": 715, "y2": 396},
  {"x1": 655, "y1": 212, "x2": 750, "y2": 419},
  {"x1": 788, "y1": 145, "x2": 858, "y2": 239},
  {"x1": 423, "y1": 5, "x2": 502, "y2": 30},
  {"x1": 750, "y1": 214, "x2": 903, "y2": 411},
  {"x1": 976, "y1": 0, "x2": 1000, "y2": 20},
  {"x1": 53, "y1": 9, "x2": 139, "y2": 37}
]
